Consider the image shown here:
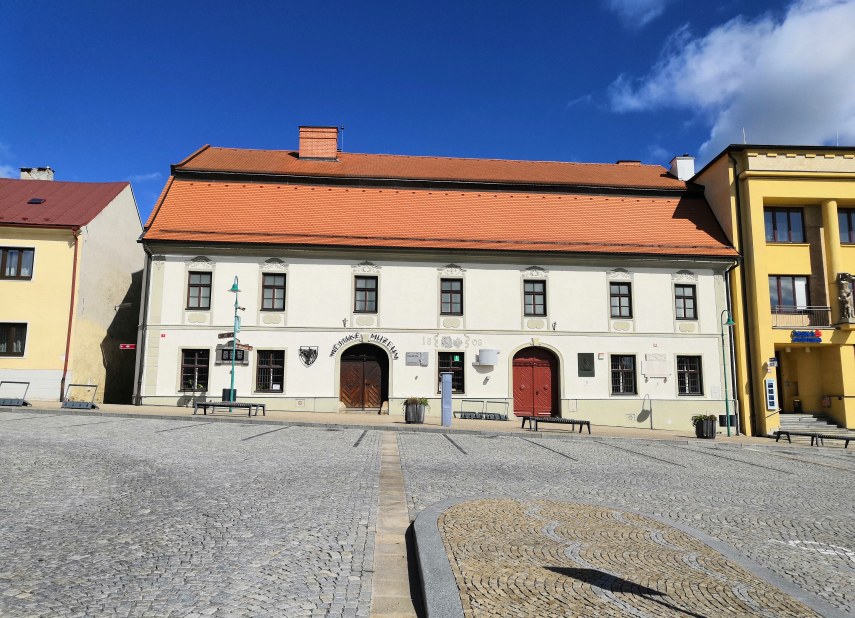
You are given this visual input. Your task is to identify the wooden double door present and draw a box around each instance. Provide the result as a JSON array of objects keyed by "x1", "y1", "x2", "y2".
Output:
[
  {"x1": 340, "y1": 345, "x2": 386, "y2": 410},
  {"x1": 513, "y1": 347, "x2": 559, "y2": 417}
]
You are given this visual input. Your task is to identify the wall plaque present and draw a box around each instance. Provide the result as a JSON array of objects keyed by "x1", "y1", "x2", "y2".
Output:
[
  {"x1": 406, "y1": 352, "x2": 429, "y2": 366},
  {"x1": 578, "y1": 353, "x2": 595, "y2": 377}
]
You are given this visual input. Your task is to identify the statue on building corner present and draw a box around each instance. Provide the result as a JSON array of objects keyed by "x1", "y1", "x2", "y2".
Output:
[{"x1": 838, "y1": 273, "x2": 855, "y2": 321}]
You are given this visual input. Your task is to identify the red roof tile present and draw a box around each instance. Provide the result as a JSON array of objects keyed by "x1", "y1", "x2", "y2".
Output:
[
  {"x1": 143, "y1": 180, "x2": 735, "y2": 257},
  {"x1": 0, "y1": 178, "x2": 128, "y2": 227},
  {"x1": 174, "y1": 146, "x2": 689, "y2": 191}
]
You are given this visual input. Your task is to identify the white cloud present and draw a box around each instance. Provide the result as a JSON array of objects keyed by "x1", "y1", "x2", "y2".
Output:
[
  {"x1": 566, "y1": 94, "x2": 593, "y2": 108},
  {"x1": 606, "y1": 0, "x2": 677, "y2": 27},
  {"x1": 0, "y1": 164, "x2": 16, "y2": 179},
  {"x1": 608, "y1": 0, "x2": 855, "y2": 160},
  {"x1": 127, "y1": 172, "x2": 162, "y2": 183}
]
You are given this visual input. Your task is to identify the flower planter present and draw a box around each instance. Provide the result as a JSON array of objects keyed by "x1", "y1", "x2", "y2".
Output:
[
  {"x1": 405, "y1": 403, "x2": 426, "y2": 424},
  {"x1": 695, "y1": 418, "x2": 717, "y2": 439}
]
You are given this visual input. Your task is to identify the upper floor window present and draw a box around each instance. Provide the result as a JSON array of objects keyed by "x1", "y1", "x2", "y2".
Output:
[
  {"x1": 437, "y1": 352, "x2": 465, "y2": 393},
  {"x1": 441, "y1": 279, "x2": 463, "y2": 315},
  {"x1": 181, "y1": 349, "x2": 209, "y2": 391},
  {"x1": 610, "y1": 283, "x2": 632, "y2": 318},
  {"x1": 675, "y1": 285, "x2": 697, "y2": 320},
  {"x1": 262, "y1": 274, "x2": 285, "y2": 311},
  {"x1": 839, "y1": 209, "x2": 855, "y2": 244},
  {"x1": 611, "y1": 355, "x2": 636, "y2": 395},
  {"x1": 769, "y1": 275, "x2": 809, "y2": 308},
  {"x1": 524, "y1": 281, "x2": 546, "y2": 316},
  {"x1": 677, "y1": 356, "x2": 703, "y2": 395},
  {"x1": 187, "y1": 272, "x2": 212, "y2": 309},
  {"x1": 0, "y1": 248, "x2": 34, "y2": 280},
  {"x1": 0, "y1": 323, "x2": 27, "y2": 356},
  {"x1": 764, "y1": 208, "x2": 804, "y2": 243},
  {"x1": 354, "y1": 276, "x2": 377, "y2": 313}
]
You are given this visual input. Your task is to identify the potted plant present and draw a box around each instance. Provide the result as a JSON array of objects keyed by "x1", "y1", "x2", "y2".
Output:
[
  {"x1": 402, "y1": 397, "x2": 430, "y2": 424},
  {"x1": 691, "y1": 414, "x2": 718, "y2": 439}
]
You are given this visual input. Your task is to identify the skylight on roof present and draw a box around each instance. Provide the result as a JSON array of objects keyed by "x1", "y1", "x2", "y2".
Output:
[{"x1": 28, "y1": 198, "x2": 45, "y2": 204}]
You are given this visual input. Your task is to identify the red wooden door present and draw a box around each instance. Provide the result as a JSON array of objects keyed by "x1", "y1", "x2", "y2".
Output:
[
  {"x1": 340, "y1": 361, "x2": 363, "y2": 408},
  {"x1": 513, "y1": 364, "x2": 534, "y2": 415},
  {"x1": 513, "y1": 347, "x2": 558, "y2": 417},
  {"x1": 363, "y1": 361, "x2": 382, "y2": 408},
  {"x1": 533, "y1": 364, "x2": 553, "y2": 416}
]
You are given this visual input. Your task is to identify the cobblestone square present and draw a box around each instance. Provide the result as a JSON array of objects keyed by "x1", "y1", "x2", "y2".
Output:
[
  {"x1": 3, "y1": 412, "x2": 855, "y2": 617},
  {"x1": 0, "y1": 413, "x2": 380, "y2": 618},
  {"x1": 399, "y1": 433, "x2": 855, "y2": 615}
]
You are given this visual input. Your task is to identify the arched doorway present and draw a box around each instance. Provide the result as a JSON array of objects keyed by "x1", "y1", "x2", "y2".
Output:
[
  {"x1": 513, "y1": 347, "x2": 559, "y2": 417},
  {"x1": 340, "y1": 344, "x2": 389, "y2": 412}
]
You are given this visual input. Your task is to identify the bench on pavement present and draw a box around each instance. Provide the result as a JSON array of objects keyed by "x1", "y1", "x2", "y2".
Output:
[
  {"x1": 775, "y1": 430, "x2": 852, "y2": 448},
  {"x1": 193, "y1": 401, "x2": 266, "y2": 418},
  {"x1": 811, "y1": 433, "x2": 853, "y2": 448},
  {"x1": 519, "y1": 416, "x2": 591, "y2": 434}
]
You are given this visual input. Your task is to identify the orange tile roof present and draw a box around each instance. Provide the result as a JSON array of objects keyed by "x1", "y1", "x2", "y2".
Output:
[
  {"x1": 143, "y1": 180, "x2": 736, "y2": 257},
  {"x1": 174, "y1": 146, "x2": 689, "y2": 191}
]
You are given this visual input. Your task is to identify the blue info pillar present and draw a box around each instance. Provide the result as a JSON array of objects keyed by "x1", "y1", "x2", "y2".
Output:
[{"x1": 440, "y1": 372, "x2": 452, "y2": 427}]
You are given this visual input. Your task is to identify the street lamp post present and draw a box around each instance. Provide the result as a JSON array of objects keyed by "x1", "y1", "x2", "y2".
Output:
[
  {"x1": 228, "y1": 277, "x2": 243, "y2": 410},
  {"x1": 720, "y1": 309, "x2": 736, "y2": 437}
]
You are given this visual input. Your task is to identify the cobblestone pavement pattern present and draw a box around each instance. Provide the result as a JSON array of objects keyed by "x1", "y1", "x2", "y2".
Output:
[
  {"x1": 0, "y1": 413, "x2": 380, "y2": 617},
  {"x1": 440, "y1": 498, "x2": 821, "y2": 617},
  {"x1": 398, "y1": 434, "x2": 855, "y2": 615}
]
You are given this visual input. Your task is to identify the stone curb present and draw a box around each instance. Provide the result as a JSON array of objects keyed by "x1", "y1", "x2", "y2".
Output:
[
  {"x1": 1, "y1": 407, "x2": 851, "y2": 455},
  {"x1": 412, "y1": 495, "x2": 852, "y2": 618}
]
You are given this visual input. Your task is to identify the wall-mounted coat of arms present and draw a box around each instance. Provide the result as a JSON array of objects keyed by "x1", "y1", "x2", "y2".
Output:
[{"x1": 299, "y1": 346, "x2": 318, "y2": 367}]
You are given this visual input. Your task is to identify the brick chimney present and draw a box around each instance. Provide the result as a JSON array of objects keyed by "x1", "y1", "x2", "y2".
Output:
[
  {"x1": 20, "y1": 167, "x2": 54, "y2": 180},
  {"x1": 298, "y1": 126, "x2": 339, "y2": 160}
]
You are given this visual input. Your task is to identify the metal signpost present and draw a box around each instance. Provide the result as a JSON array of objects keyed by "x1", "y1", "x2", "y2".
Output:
[
  {"x1": 227, "y1": 277, "x2": 245, "y2": 410},
  {"x1": 440, "y1": 372, "x2": 452, "y2": 427}
]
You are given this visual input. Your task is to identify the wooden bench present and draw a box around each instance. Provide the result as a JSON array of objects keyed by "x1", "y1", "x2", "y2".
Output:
[
  {"x1": 193, "y1": 401, "x2": 266, "y2": 418},
  {"x1": 520, "y1": 417, "x2": 591, "y2": 434}
]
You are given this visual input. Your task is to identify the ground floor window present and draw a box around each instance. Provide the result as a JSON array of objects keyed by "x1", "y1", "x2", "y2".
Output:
[
  {"x1": 181, "y1": 349, "x2": 209, "y2": 391},
  {"x1": 438, "y1": 352, "x2": 465, "y2": 393},
  {"x1": 677, "y1": 355, "x2": 703, "y2": 395},
  {"x1": 256, "y1": 350, "x2": 284, "y2": 392},
  {"x1": 611, "y1": 355, "x2": 636, "y2": 394},
  {"x1": 0, "y1": 323, "x2": 27, "y2": 356}
]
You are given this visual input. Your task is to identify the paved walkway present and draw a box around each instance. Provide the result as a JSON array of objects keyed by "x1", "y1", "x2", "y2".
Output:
[
  {"x1": 20, "y1": 400, "x2": 772, "y2": 444},
  {"x1": 434, "y1": 498, "x2": 828, "y2": 617}
]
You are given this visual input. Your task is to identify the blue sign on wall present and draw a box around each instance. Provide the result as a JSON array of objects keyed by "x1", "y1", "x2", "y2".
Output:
[{"x1": 791, "y1": 330, "x2": 822, "y2": 343}]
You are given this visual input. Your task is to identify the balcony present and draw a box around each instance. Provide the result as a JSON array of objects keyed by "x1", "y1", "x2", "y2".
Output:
[{"x1": 771, "y1": 306, "x2": 832, "y2": 328}]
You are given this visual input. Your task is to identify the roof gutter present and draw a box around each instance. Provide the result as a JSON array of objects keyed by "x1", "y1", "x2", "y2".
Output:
[
  {"x1": 59, "y1": 227, "x2": 80, "y2": 401},
  {"x1": 729, "y1": 152, "x2": 758, "y2": 436}
]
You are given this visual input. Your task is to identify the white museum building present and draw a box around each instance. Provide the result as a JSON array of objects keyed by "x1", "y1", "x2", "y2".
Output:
[{"x1": 134, "y1": 127, "x2": 739, "y2": 430}]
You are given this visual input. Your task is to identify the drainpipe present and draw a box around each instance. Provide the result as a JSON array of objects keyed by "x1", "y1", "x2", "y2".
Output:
[
  {"x1": 723, "y1": 259, "x2": 741, "y2": 434},
  {"x1": 728, "y1": 153, "x2": 758, "y2": 436},
  {"x1": 134, "y1": 244, "x2": 153, "y2": 405},
  {"x1": 59, "y1": 228, "x2": 80, "y2": 401}
]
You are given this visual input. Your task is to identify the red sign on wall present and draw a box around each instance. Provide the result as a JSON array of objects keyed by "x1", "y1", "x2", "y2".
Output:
[{"x1": 119, "y1": 344, "x2": 136, "y2": 350}]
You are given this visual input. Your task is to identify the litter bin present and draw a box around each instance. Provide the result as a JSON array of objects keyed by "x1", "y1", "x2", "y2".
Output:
[
  {"x1": 793, "y1": 399, "x2": 802, "y2": 414},
  {"x1": 222, "y1": 389, "x2": 236, "y2": 402}
]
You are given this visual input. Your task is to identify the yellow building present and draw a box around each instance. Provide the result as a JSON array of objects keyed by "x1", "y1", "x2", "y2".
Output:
[
  {"x1": 0, "y1": 170, "x2": 144, "y2": 404},
  {"x1": 695, "y1": 146, "x2": 855, "y2": 435}
]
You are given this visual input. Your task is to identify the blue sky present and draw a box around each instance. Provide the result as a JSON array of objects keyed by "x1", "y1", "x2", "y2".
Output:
[{"x1": 2, "y1": 0, "x2": 854, "y2": 220}]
